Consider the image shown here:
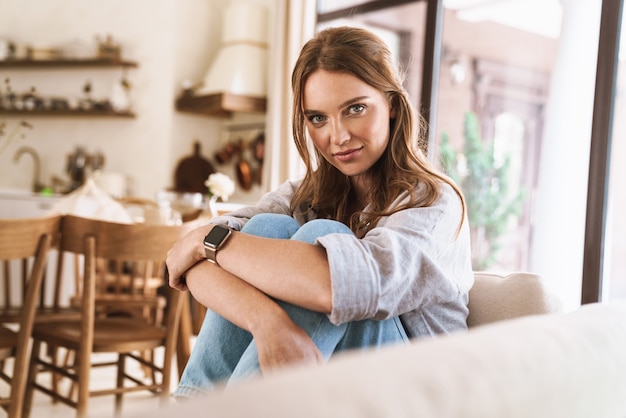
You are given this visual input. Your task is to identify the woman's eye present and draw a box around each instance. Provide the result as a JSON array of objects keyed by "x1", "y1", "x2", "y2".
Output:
[
  {"x1": 348, "y1": 104, "x2": 365, "y2": 114},
  {"x1": 309, "y1": 115, "x2": 325, "y2": 124}
]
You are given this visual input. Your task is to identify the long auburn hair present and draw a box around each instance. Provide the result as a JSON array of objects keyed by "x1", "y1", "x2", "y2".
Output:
[{"x1": 290, "y1": 26, "x2": 465, "y2": 235}]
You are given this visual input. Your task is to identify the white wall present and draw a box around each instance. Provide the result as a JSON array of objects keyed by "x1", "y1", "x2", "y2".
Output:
[{"x1": 0, "y1": 0, "x2": 273, "y2": 205}]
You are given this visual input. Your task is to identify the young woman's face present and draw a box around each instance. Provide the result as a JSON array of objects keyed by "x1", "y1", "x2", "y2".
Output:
[{"x1": 302, "y1": 69, "x2": 395, "y2": 180}]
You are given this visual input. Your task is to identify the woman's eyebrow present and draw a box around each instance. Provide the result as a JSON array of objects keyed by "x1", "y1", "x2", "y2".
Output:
[
  {"x1": 303, "y1": 109, "x2": 321, "y2": 117},
  {"x1": 338, "y1": 96, "x2": 368, "y2": 110},
  {"x1": 303, "y1": 96, "x2": 370, "y2": 115}
]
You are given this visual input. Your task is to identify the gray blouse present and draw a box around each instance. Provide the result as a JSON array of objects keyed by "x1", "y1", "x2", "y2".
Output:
[{"x1": 212, "y1": 179, "x2": 474, "y2": 339}]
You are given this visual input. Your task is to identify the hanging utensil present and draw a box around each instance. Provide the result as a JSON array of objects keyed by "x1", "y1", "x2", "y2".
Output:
[
  {"x1": 173, "y1": 141, "x2": 215, "y2": 193},
  {"x1": 253, "y1": 132, "x2": 264, "y2": 163},
  {"x1": 236, "y1": 148, "x2": 253, "y2": 191},
  {"x1": 251, "y1": 132, "x2": 264, "y2": 185}
]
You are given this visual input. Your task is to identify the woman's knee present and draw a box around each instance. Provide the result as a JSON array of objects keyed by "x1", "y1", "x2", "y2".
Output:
[
  {"x1": 291, "y1": 219, "x2": 353, "y2": 244},
  {"x1": 240, "y1": 213, "x2": 300, "y2": 239}
]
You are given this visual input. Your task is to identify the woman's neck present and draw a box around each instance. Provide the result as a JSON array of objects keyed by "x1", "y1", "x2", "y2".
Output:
[{"x1": 350, "y1": 175, "x2": 371, "y2": 207}]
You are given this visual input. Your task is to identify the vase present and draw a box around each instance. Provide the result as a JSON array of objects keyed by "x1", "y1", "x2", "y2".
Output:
[{"x1": 207, "y1": 195, "x2": 219, "y2": 218}]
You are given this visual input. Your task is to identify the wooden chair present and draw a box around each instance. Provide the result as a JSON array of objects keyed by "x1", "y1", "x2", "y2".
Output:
[
  {"x1": 0, "y1": 220, "x2": 79, "y2": 326},
  {"x1": 0, "y1": 215, "x2": 60, "y2": 418},
  {"x1": 0, "y1": 214, "x2": 82, "y2": 409},
  {"x1": 23, "y1": 215, "x2": 191, "y2": 418}
]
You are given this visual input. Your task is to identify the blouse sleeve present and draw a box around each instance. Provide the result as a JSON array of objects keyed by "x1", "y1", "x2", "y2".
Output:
[{"x1": 317, "y1": 183, "x2": 474, "y2": 325}]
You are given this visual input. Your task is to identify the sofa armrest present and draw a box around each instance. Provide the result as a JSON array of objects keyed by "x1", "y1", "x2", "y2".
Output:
[{"x1": 145, "y1": 302, "x2": 626, "y2": 418}]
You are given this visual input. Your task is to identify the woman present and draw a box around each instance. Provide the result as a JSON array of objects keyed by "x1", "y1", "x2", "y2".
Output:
[{"x1": 166, "y1": 26, "x2": 473, "y2": 398}]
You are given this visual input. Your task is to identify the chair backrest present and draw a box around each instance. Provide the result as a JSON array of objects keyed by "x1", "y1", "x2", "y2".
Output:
[
  {"x1": 0, "y1": 215, "x2": 62, "y2": 318},
  {"x1": 1, "y1": 215, "x2": 80, "y2": 326},
  {"x1": 60, "y1": 214, "x2": 192, "y2": 322},
  {"x1": 467, "y1": 271, "x2": 562, "y2": 327},
  {"x1": 0, "y1": 215, "x2": 59, "y2": 418}
]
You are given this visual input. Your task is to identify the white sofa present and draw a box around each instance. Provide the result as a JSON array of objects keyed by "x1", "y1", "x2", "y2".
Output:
[{"x1": 142, "y1": 273, "x2": 626, "y2": 418}]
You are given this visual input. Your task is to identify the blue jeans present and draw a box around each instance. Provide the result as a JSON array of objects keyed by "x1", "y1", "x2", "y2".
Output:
[{"x1": 174, "y1": 214, "x2": 409, "y2": 398}]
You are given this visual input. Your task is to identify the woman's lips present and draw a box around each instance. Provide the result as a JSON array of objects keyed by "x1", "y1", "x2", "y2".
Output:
[{"x1": 334, "y1": 147, "x2": 362, "y2": 162}]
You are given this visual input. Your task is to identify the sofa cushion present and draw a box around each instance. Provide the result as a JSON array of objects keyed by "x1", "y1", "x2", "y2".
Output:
[{"x1": 468, "y1": 272, "x2": 562, "y2": 327}]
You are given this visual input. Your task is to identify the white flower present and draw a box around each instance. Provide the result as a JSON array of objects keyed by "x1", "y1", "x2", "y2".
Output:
[{"x1": 205, "y1": 172, "x2": 235, "y2": 202}]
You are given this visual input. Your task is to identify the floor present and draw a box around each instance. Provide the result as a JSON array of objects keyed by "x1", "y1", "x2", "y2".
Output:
[{"x1": 2, "y1": 344, "x2": 193, "y2": 418}]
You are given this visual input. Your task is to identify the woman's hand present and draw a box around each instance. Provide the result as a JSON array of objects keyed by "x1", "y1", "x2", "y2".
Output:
[
  {"x1": 180, "y1": 256, "x2": 323, "y2": 371},
  {"x1": 252, "y1": 311, "x2": 324, "y2": 373},
  {"x1": 166, "y1": 225, "x2": 212, "y2": 291}
]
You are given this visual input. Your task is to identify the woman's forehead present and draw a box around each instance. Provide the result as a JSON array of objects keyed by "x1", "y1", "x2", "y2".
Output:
[{"x1": 303, "y1": 70, "x2": 379, "y2": 110}]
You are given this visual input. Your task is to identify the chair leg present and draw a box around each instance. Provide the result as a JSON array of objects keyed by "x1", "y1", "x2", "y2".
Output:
[
  {"x1": 137, "y1": 349, "x2": 153, "y2": 382},
  {"x1": 64, "y1": 353, "x2": 80, "y2": 404},
  {"x1": 75, "y1": 349, "x2": 91, "y2": 418},
  {"x1": 145, "y1": 350, "x2": 157, "y2": 384},
  {"x1": 49, "y1": 344, "x2": 73, "y2": 403},
  {"x1": 23, "y1": 339, "x2": 41, "y2": 418},
  {"x1": 49, "y1": 344, "x2": 61, "y2": 403},
  {"x1": 115, "y1": 354, "x2": 126, "y2": 418},
  {"x1": 46, "y1": 345, "x2": 78, "y2": 402}
]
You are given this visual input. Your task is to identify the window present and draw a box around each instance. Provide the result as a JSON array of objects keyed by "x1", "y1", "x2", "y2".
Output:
[{"x1": 315, "y1": 0, "x2": 608, "y2": 310}]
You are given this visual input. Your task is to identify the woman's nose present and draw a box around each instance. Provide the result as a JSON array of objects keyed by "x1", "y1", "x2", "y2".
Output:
[{"x1": 330, "y1": 120, "x2": 350, "y2": 145}]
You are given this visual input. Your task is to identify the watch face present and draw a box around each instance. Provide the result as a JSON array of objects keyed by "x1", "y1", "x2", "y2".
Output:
[{"x1": 204, "y1": 225, "x2": 231, "y2": 248}]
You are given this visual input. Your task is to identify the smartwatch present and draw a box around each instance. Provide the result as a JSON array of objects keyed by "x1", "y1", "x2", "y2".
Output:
[{"x1": 203, "y1": 225, "x2": 232, "y2": 264}]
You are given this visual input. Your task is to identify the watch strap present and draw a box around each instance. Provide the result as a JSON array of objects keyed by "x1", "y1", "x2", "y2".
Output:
[{"x1": 205, "y1": 245, "x2": 218, "y2": 263}]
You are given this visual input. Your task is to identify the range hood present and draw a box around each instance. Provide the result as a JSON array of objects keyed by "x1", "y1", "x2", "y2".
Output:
[{"x1": 176, "y1": 2, "x2": 268, "y2": 117}]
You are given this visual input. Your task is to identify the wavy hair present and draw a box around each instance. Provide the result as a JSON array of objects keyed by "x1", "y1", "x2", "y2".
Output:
[{"x1": 290, "y1": 26, "x2": 465, "y2": 235}]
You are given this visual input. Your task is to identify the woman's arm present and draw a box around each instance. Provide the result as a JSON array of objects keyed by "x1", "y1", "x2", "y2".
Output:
[
  {"x1": 182, "y1": 259, "x2": 324, "y2": 371},
  {"x1": 319, "y1": 184, "x2": 474, "y2": 325},
  {"x1": 167, "y1": 224, "x2": 333, "y2": 313}
]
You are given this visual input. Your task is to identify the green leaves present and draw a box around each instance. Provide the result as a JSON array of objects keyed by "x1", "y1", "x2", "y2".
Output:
[{"x1": 440, "y1": 111, "x2": 525, "y2": 270}]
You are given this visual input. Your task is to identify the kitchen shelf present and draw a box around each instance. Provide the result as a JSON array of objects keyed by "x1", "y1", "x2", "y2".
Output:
[
  {"x1": 0, "y1": 58, "x2": 138, "y2": 69},
  {"x1": 0, "y1": 109, "x2": 135, "y2": 118},
  {"x1": 0, "y1": 57, "x2": 139, "y2": 118},
  {"x1": 175, "y1": 92, "x2": 266, "y2": 118}
]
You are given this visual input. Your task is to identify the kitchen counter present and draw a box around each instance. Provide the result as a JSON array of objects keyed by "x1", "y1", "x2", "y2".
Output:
[
  {"x1": 0, "y1": 186, "x2": 247, "y2": 220},
  {"x1": 0, "y1": 188, "x2": 63, "y2": 218}
]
